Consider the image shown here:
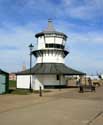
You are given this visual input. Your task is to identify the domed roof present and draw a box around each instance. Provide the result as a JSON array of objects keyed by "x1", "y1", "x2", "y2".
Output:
[{"x1": 35, "y1": 19, "x2": 67, "y2": 39}]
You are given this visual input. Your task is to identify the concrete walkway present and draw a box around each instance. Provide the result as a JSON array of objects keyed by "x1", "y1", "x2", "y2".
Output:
[{"x1": 0, "y1": 87, "x2": 103, "y2": 125}]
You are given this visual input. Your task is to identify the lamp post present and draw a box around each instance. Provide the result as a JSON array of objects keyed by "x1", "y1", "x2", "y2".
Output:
[{"x1": 28, "y1": 43, "x2": 34, "y2": 92}]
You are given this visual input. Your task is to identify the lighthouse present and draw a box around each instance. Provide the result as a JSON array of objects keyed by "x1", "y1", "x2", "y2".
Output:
[
  {"x1": 16, "y1": 20, "x2": 85, "y2": 90},
  {"x1": 33, "y1": 19, "x2": 68, "y2": 64}
]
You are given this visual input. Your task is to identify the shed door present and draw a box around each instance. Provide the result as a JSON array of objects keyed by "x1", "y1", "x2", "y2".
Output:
[{"x1": 0, "y1": 75, "x2": 6, "y2": 94}]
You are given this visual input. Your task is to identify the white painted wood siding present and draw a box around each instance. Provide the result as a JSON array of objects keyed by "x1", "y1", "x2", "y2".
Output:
[
  {"x1": 36, "y1": 52, "x2": 64, "y2": 63},
  {"x1": 17, "y1": 75, "x2": 66, "y2": 90},
  {"x1": 37, "y1": 36, "x2": 66, "y2": 50},
  {"x1": 17, "y1": 75, "x2": 44, "y2": 90},
  {"x1": 17, "y1": 75, "x2": 31, "y2": 89}
]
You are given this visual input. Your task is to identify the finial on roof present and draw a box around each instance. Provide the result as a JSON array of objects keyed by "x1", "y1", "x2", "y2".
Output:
[
  {"x1": 44, "y1": 19, "x2": 56, "y2": 32},
  {"x1": 48, "y1": 18, "x2": 52, "y2": 22}
]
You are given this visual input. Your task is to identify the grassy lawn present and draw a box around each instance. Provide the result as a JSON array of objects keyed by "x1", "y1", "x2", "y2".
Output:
[
  {"x1": 8, "y1": 89, "x2": 51, "y2": 95},
  {"x1": 8, "y1": 80, "x2": 30, "y2": 95},
  {"x1": 9, "y1": 89, "x2": 31, "y2": 95},
  {"x1": 9, "y1": 80, "x2": 16, "y2": 88},
  {"x1": 8, "y1": 80, "x2": 51, "y2": 95}
]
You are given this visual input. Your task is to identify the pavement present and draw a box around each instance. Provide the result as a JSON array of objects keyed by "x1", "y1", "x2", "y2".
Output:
[{"x1": 0, "y1": 86, "x2": 103, "y2": 125}]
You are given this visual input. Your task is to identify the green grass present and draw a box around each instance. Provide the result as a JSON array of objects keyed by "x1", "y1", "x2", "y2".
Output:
[
  {"x1": 9, "y1": 89, "x2": 30, "y2": 95},
  {"x1": 8, "y1": 80, "x2": 51, "y2": 95},
  {"x1": 8, "y1": 89, "x2": 51, "y2": 95},
  {"x1": 9, "y1": 80, "x2": 16, "y2": 88},
  {"x1": 33, "y1": 90, "x2": 51, "y2": 93}
]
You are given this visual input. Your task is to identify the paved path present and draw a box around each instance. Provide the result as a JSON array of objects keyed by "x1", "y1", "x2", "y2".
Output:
[{"x1": 0, "y1": 86, "x2": 103, "y2": 125}]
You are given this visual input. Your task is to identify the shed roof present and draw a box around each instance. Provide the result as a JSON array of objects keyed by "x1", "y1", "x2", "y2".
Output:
[
  {"x1": 0, "y1": 69, "x2": 8, "y2": 74},
  {"x1": 16, "y1": 63, "x2": 85, "y2": 75}
]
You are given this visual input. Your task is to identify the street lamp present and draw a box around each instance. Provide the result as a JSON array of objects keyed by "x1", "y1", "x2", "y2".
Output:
[{"x1": 28, "y1": 43, "x2": 34, "y2": 92}]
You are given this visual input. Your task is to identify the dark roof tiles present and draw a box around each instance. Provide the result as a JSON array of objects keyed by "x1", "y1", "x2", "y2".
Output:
[{"x1": 16, "y1": 63, "x2": 85, "y2": 75}]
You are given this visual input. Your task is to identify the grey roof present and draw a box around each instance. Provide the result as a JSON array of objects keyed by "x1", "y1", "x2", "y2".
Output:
[
  {"x1": 0, "y1": 69, "x2": 8, "y2": 74},
  {"x1": 35, "y1": 20, "x2": 67, "y2": 39},
  {"x1": 16, "y1": 63, "x2": 85, "y2": 75}
]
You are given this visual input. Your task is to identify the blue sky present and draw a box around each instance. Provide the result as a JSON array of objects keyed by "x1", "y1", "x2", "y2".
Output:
[{"x1": 0, "y1": 0, "x2": 103, "y2": 74}]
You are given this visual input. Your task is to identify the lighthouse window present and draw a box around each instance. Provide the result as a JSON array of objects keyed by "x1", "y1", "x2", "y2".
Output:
[{"x1": 45, "y1": 44, "x2": 64, "y2": 49}]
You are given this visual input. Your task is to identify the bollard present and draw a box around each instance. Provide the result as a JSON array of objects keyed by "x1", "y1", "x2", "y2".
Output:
[
  {"x1": 39, "y1": 86, "x2": 42, "y2": 97},
  {"x1": 79, "y1": 86, "x2": 84, "y2": 93}
]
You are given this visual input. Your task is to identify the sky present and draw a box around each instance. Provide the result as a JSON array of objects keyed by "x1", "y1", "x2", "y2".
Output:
[{"x1": 0, "y1": 0, "x2": 103, "y2": 75}]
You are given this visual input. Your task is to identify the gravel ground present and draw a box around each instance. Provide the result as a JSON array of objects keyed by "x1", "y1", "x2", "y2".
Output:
[{"x1": 0, "y1": 86, "x2": 103, "y2": 125}]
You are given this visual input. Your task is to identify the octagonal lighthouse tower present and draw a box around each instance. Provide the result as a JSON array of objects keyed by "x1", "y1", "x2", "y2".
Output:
[
  {"x1": 17, "y1": 20, "x2": 85, "y2": 90},
  {"x1": 33, "y1": 19, "x2": 68, "y2": 64}
]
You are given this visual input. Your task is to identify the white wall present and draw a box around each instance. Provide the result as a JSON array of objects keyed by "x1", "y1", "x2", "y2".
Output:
[
  {"x1": 37, "y1": 35, "x2": 66, "y2": 50},
  {"x1": 17, "y1": 75, "x2": 44, "y2": 90},
  {"x1": 17, "y1": 75, "x2": 66, "y2": 90},
  {"x1": 36, "y1": 52, "x2": 64, "y2": 63},
  {"x1": 36, "y1": 75, "x2": 66, "y2": 86},
  {"x1": 45, "y1": 36, "x2": 65, "y2": 45},
  {"x1": 32, "y1": 75, "x2": 44, "y2": 90},
  {"x1": 38, "y1": 36, "x2": 45, "y2": 49},
  {"x1": 17, "y1": 75, "x2": 31, "y2": 89},
  {"x1": 45, "y1": 37, "x2": 54, "y2": 43}
]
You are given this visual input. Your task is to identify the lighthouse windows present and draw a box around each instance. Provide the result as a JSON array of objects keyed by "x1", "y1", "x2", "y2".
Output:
[{"x1": 45, "y1": 43, "x2": 64, "y2": 49}]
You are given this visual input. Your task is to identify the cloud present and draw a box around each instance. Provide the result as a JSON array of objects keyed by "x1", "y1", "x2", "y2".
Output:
[
  {"x1": 55, "y1": 20, "x2": 103, "y2": 44},
  {"x1": 65, "y1": 51, "x2": 103, "y2": 74},
  {"x1": 70, "y1": 32, "x2": 103, "y2": 44},
  {"x1": 0, "y1": 22, "x2": 37, "y2": 72},
  {"x1": 0, "y1": 0, "x2": 103, "y2": 25},
  {"x1": 64, "y1": 30, "x2": 103, "y2": 74},
  {"x1": 61, "y1": 0, "x2": 103, "y2": 20}
]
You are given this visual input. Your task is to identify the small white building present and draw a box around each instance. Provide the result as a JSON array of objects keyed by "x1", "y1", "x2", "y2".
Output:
[{"x1": 16, "y1": 20, "x2": 85, "y2": 90}]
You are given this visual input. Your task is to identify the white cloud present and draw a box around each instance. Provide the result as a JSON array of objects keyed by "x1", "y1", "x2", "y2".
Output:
[
  {"x1": 69, "y1": 32, "x2": 103, "y2": 44},
  {"x1": 0, "y1": 0, "x2": 103, "y2": 23},
  {"x1": 61, "y1": 0, "x2": 103, "y2": 20},
  {"x1": 55, "y1": 20, "x2": 103, "y2": 44},
  {"x1": 65, "y1": 51, "x2": 103, "y2": 74},
  {"x1": 0, "y1": 23, "x2": 37, "y2": 72}
]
